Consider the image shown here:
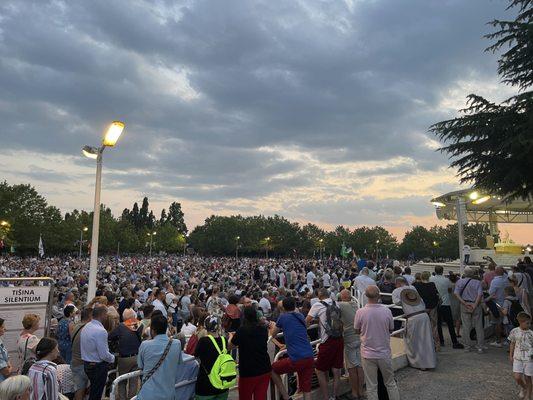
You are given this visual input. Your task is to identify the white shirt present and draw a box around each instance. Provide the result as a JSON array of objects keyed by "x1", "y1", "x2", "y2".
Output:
[
  {"x1": 404, "y1": 274, "x2": 415, "y2": 285},
  {"x1": 430, "y1": 275, "x2": 452, "y2": 306},
  {"x1": 152, "y1": 299, "x2": 168, "y2": 317},
  {"x1": 180, "y1": 323, "x2": 197, "y2": 338},
  {"x1": 323, "y1": 273, "x2": 331, "y2": 287},
  {"x1": 354, "y1": 275, "x2": 375, "y2": 293},
  {"x1": 308, "y1": 298, "x2": 333, "y2": 342},
  {"x1": 259, "y1": 298, "x2": 272, "y2": 315},
  {"x1": 270, "y1": 268, "x2": 277, "y2": 281},
  {"x1": 463, "y1": 245, "x2": 471, "y2": 255},
  {"x1": 306, "y1": 271, "x2": 316, "y2": 287}
]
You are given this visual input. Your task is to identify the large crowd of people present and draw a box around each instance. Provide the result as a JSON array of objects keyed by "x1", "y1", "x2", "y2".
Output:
[{"x1": 0, "y1": 254, "x2": 532, "y2": 400}]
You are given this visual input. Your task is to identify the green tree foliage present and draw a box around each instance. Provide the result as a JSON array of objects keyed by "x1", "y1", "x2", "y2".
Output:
[
  {"x1": 0, "y1": 181, "x2": 191, "y2": 256},
  {"x1": 0, "y1": 181, "x2": 495, "y2": 260},
  {"x1": 166, "y1": 202, "x2": 187, "y2": 233},
  {"x1": 431, "y1": 0, "x2": 533, "y2": 200}
]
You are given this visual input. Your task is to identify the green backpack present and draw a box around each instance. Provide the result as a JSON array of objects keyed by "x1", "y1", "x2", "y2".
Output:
[{"x1": 206, "y1": 335, "x2": 237, "y2": 390}]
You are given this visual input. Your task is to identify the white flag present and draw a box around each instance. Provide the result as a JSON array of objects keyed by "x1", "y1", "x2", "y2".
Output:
[{"x1": 38, "y1": 234, "x2": 44, "y2": 258}]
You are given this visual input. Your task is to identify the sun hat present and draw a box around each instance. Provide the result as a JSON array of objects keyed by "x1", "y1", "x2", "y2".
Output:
[{"x1": 401, "y1": 288, "x2": 421, "y2": 306}]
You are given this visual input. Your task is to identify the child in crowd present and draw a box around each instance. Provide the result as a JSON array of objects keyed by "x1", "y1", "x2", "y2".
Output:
[
  {"x1": 509, "y1": 312, "x2": 533, "y2": 399},
  {"x1": 502, "y1": 286, "x2": 520, "y2": 342}
]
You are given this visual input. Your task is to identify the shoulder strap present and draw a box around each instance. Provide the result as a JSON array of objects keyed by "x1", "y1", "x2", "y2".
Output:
[
  {"x1": 141, "y1": 339, "x2": 173, "y2": 386},
  {"x1": 71, "y1": 323, "x2": 86, "y2": 344},
  {"x1": 24, "y1": 337, "x2": 30, "y2": 360},
  {"x1": 207, "y1": 335, "x2": 225, "y2": 354},
  {"x1": 459, "y1": 279, "x2": 472, "y2": 298}
]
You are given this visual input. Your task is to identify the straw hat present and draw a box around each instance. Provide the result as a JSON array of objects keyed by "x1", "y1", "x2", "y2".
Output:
[{"x1": 401, "y1": 288, "x2": 421, "y2": 306}]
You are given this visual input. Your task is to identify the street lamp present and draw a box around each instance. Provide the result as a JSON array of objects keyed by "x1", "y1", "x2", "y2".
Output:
[
  {"x1": 83, "y1": 121, "x2": 125, "y2": 303},
  {"x1": 0, "y1": 221, "x2": 10, "y2": 227},
  {"x1": 235, "y1": 236, "x2": 240, "y2": 259},
  {"x1": 376, "y1": 239, "x2": 380, "y2": 262},
  {"x1": 147, "y1": 231, "x2": 157, "y2": 257},
  {"x1": 319, "y1": 238, "x2": 324, "y2": 260},
  {"x1": 79, "y1": 226, "x2": 88, "y2": 259}
]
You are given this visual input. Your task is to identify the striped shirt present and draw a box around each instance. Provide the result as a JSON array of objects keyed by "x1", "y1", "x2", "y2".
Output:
[{"x1": 28, "y1": 360, "x2": 59, "y2": 400}]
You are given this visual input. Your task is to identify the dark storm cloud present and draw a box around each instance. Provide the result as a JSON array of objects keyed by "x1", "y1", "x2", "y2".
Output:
[{"x1": 0, "y1": 0, "x2": 512, "y2": 209}]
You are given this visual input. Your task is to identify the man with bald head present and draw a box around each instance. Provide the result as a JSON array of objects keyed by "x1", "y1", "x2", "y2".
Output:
[
  {"x1": 110, "y1": 308, "x2": 142, "y2": 400},
  {"x1": 354, "y1": 285, "x2": 400, "y2": 400},
  {"x1": 338, "y1": 289, "x2": 364, "y2": 399}
]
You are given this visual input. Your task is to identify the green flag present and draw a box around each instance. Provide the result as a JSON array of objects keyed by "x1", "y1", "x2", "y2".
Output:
[{"x1": 341, "y1": 243, "x2": 352, "y2": 258}]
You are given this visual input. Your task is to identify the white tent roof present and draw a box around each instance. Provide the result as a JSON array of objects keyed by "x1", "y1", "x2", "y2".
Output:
[{"x1": 431, "y1": 189, "x2": 533, "y2": 224}]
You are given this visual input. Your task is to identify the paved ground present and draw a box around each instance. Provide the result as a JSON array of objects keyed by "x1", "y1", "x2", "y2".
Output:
[{"x1": 395, "y1": 344, "x2": 517, "y2": 400}]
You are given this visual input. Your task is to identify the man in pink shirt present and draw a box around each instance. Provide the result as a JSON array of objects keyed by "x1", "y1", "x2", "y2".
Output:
[{"x1": 354, "y1": 285, "x2": 400, "y2": 400}]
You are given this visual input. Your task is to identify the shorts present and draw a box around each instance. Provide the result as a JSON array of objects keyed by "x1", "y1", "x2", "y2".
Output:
[
  {"x1": 513, "y1": 360, "x2": 533, "y2": 376},
  {"x1": 71, "y1": 364, "x2": 88, "y2": 391},
  {"x1": 315, "y1": 337, "x2": 344, "y2": 371},
  {"x1": 344, "y1": 340, "x2": 361, "y2": 369},
  {"x1": 272, "y1": 357, "x2": 314, "y2": 393}
]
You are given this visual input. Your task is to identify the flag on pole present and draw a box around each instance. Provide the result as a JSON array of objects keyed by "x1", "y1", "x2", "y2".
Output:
[
  {"x1": 38, "y1": 234, "x2": 45, "y2": 258},
  {"x1": 340, "y1": 243, "x2": 352, "y2": 259}
]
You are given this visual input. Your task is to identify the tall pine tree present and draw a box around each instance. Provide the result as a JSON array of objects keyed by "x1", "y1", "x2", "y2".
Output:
[
  {"x1": 431, "y1": 0, "x2": 533, "y2": 200},
  {"x1": 167, "y1": 202, "x2": 187, "y2": 233}
]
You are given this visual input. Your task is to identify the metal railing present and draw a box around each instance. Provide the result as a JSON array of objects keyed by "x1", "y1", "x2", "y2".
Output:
[
  {"x1": 110, "y1": 292, "x2": 407, "y2": 400},
  {"x1": 109, "y1": 354, "x2": 198, "y2": 400}
]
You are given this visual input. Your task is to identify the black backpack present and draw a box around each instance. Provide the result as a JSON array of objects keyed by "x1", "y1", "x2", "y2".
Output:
[
  {"x1": 320, "y1": 301, "x2": 343, "y2": 338},
  {"x1": 509, "y1": 299, "x2": 524, "y2": 327}
]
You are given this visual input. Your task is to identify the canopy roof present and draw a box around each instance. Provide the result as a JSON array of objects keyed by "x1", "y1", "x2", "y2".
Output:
[{"x1": 431, "y1": 189, "x2": 533, "y2": 224}]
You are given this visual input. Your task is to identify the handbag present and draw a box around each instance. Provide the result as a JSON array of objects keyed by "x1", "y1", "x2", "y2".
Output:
[
  {"x1": 140, "y1": 339, "x2": 173, "y2": 387},
  {"x1": 185, "y1": 334, "x2": 199, "y2": 355},
  {"x1": 20, "y1": 337, "x2": 36, "y2": 375}
]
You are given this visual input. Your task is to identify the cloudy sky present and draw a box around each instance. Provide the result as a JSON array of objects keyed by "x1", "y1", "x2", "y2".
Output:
[{"x1": 1, "y1": 0, "x2": 530, "y2": 242}]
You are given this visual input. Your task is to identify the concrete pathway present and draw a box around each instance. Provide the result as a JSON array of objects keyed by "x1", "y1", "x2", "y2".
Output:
[{"x1": 395, "y1": 345, "x2": 517, "y2": 400}]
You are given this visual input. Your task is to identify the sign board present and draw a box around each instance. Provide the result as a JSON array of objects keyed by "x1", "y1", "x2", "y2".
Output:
[{"x1": 0, "y1": 285, "x2": 51, "y2": 370}]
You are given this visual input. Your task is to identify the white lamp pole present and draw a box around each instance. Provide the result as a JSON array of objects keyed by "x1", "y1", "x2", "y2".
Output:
[
  {"x1": 87, "y1": 149, "x2": 103, "y2": 302},
  {"x1": 84, "y1": 121, "x2": 125, "y2": 303}
]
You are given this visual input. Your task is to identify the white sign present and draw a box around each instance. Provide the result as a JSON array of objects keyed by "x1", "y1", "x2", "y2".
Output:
[
  {"x1": 0, "y1": 285, "x2": 51, "y2": 370},
  {"x1": 0, "y1": 286, "x2": 50, "y2": 305}
]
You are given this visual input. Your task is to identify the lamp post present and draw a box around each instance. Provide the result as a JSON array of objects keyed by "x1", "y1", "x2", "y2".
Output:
[
  {"x1": 265, "y1": 237, "x2": 270, "y2": 259},
  {"x1": 375, "y1": 239, "x2": 380, "y2": 263},
  {"x1": 147, "y1": 231, "x2": 157, "y2": 257},
  {"x1": 79, "y1": 227, "x2": 88, "y2": 259},
  {"x1": 83, "y1": 121, "x2": 125, "y2": 303},
  {"x1": 319, "y1": 238, "x2": 324, "y2": 260},
  {"x1": 433, "y1": 241, "x2": 438, "y2": 261},
  {"x1": 235, "y1": 236, "x2": 240, "y2": 259}
]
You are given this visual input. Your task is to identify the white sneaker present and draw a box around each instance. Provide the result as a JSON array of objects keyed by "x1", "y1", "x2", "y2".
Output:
[
  {"x1": 489, "y1": 341, "x2": 502, "y2": 348},
  {"x1": 518, "y1": 388, "x2": 524, "y2": 398},
  {"x1": 477, "y1": 348, "x2": 484, "y2": 354}
]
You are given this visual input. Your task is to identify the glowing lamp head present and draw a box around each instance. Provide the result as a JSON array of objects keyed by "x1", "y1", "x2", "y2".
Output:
[
  {"x1": 83, "y1": 227, "x2": 88, "y2": 232},
  {"x1": 469, "y1": 191, "x2": 479, "y2": 200},
  {"x1": 102, "y1": 121, "x2": 125, "y2": 147},
  {"x1": 472, "y1": 195, "x2": 490, "y2": 205}
]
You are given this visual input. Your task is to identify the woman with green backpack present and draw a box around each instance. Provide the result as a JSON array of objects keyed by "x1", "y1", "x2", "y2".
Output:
[{"x1": 194, "y1": 315, "x2": 237, "y2": 400}]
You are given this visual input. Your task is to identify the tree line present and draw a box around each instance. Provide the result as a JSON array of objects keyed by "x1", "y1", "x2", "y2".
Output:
[
  {"x1": 188, "y1": 214, "x2": 489, "y2": 260},
  {"x1": 0, "y1": 181, "x2": 187, "y2": 255},
  {"x1": 0, "y1": 181, "x2": 490, "y2": 260}
]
